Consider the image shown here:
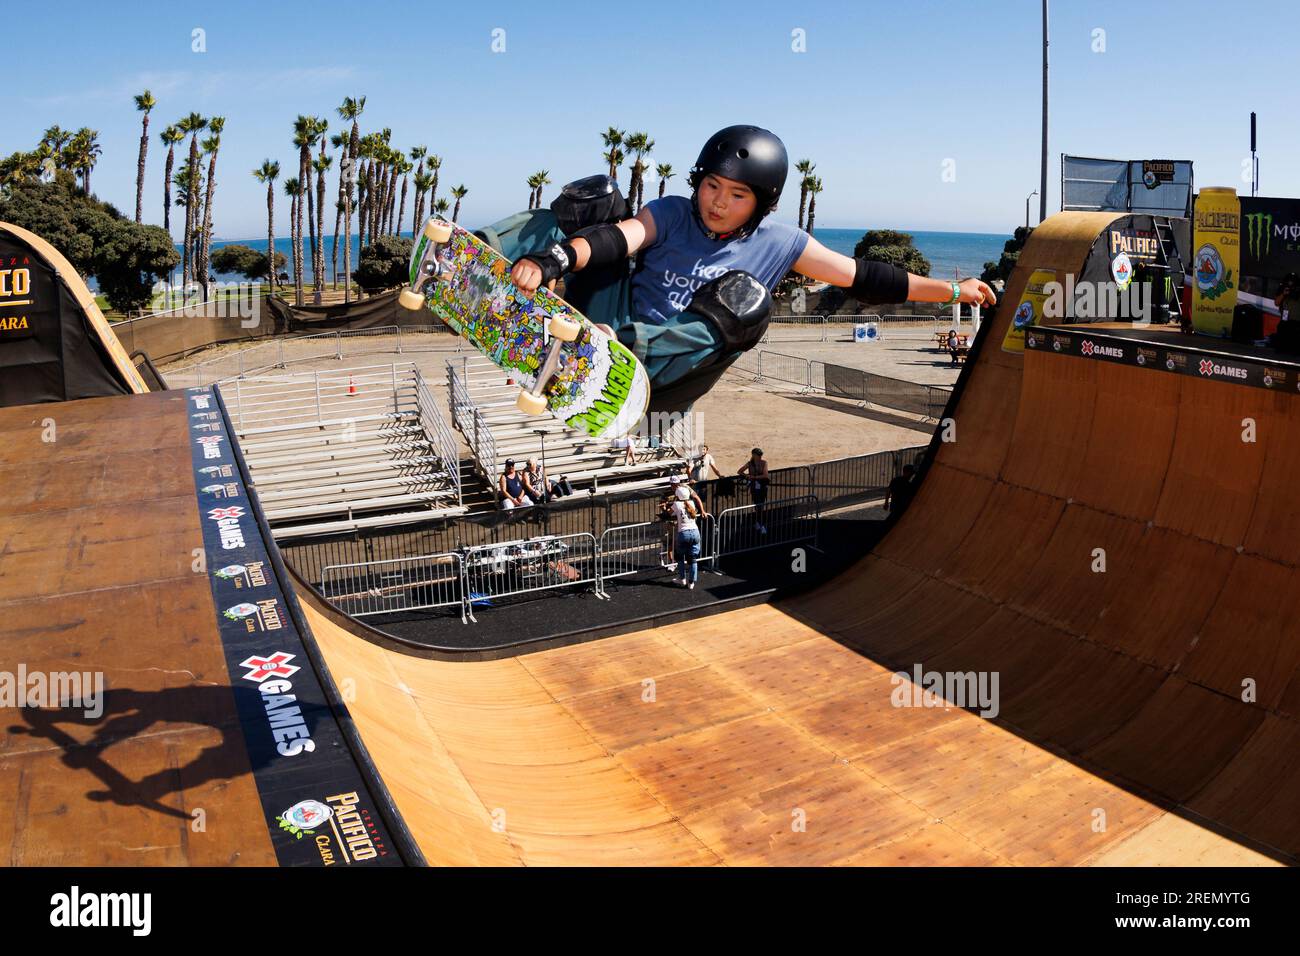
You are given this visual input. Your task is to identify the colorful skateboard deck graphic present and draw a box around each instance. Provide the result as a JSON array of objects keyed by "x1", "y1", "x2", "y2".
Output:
[{"x1": 405, "y1": 220, "x2": 649, "y2": 439}]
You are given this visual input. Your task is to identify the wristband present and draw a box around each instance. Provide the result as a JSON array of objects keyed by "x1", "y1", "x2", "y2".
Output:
[{"x1": 947, "y1": 281, "x2": 961, "y2": 304}]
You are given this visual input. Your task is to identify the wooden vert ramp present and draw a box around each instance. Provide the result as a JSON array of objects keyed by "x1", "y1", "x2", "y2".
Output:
[
  {"x1": 300, "y1": 213, "x2": 1293, "y2": 866},
  {"x1": 0, "y1": 391, "x2": 277, "y2": 864}
]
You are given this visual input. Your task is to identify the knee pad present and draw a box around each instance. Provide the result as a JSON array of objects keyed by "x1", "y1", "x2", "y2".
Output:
[
  {"x1": 686, "y1": 271, "x2": 772, "y2": 354},
  {"x1": 549, "y1": 174, "x2": 628, "y2": 236}
]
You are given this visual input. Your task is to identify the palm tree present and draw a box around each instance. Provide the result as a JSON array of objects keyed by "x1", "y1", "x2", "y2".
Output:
[
  {"x1": 396, "y1": 157, "x2": 413, "y2": 237},
  {"x1": 41, "y1": 126, "x2": 72, "y2": 164},
  {"x1": 177, "y1": 113, "x2": 208, "y2": 284},
  {"x1": 409, "y1": 146, "x2": 428, "y2": 232},
  {"x1": 624, "y1": 132, "x2": 652, "y2": 212},
  {"x1": 67, "y1": 128, "x2": 102, "y2": 194},
  {"x1": 532, "y1": 169, "x2": 551, "y2": 209},
  {"x1": 159, "y1": 124, "x2": 184, "y2": 235},
  {"x1": 284, "y1": 177, "x2": 302, "y2": 295},
  {"x1": 313, "y1": 119, "x2": 330, "y2": 293},
  {"x1": 133, "y1": 90, "x2": 156, "y2": 223},
  {"x1": 313, "y1": 153, "x2": 333, "y2": 291},
  {"x1": 433, "y1": 197, "x2": 451, "y2": 220},
  {"x1": 173, "y1": 160, "x2": 205, "y2": 289},
  {"x1": 656, "y1": 162, "x2": 674, "y2": 198},
  {"x1": 804, "y1": 176, "x2": 823, "y2": 235},
  {"x1": 426, "y1": 154, "x2": 442, "y2": 214},
  {"x1": 292, "y1": 115, "x2": 318, "y2": 304},
  {"x1": 252, "y1": 161, "x2": 280, "y2": 292},
  {"x1": 329, "y1": 133, "x2": 347, "y2": 287},
  {"x1": 385, "y1": 146, "x2": 403, "y2": 236},
  {"x1": 601, "y1": 127, "x2": 625, "y2": 179},
  {"x1": 795, "y1": 159, "x2": 816, "y2": 230},
  {"x1": 450, "y1": 184, "x2": 468, "y2": 224},
  {"x1": 526, "y1": 173, "x2": 540, "y2": 210},
  {"x1": 337, "y1": 95, "x2": 365, "y2": 303},
  {"x1": 412, "y1": 171, "x2": 434, "y2": 229},
  {"x1": 197, "y1": 117, "x2": 225, "y2": 298}
]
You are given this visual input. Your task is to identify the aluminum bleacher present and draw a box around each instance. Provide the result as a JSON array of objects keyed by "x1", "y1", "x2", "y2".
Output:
[{"x1": 220, "y1": 363, "x2": 467, "y2": 538}]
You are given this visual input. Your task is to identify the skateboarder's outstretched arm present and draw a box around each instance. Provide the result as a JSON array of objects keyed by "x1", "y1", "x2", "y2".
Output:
[
  {"x1": 510, "y1": 207, "x2": 657, "y2": 296},
  {"x1": 791, "y1": 235, "x2": 999, "y2": 308}
]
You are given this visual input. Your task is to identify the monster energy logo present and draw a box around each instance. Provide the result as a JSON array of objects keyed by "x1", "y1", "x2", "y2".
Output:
[
  {"x1": 1246, "y1": 212, "x2": 1300, "y2": 260},
  {"x1": 1246, "y1": 213, "x2": 1273, "y2": 258}
]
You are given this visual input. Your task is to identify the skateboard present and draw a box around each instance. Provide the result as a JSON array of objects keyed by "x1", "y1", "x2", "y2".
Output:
[{"x1": 399, "y1": 218, "x2": 650, "y2": 439}]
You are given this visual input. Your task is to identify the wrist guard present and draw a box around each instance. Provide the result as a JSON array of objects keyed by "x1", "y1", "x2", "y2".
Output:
[
  {"x1": 849, "y1": 257, "x2": 910, "y2": 305},
  {"x1": 519, "y1": 241, "x2": 578, "y2": 283}
]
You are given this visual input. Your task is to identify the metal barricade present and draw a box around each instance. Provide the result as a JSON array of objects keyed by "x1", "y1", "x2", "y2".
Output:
[
  {"x1": 321, "y1": 551, "x2": 465, "y2": 621},
  {"x1": 754, "y1": 351, "x2": 812, "y2": 391},
  {"x1": 715, "y1": 494, "x2": 819, "y2": 570},
  {"x1": 462, "y1": 532, "x2": 599, "y2": 622}
]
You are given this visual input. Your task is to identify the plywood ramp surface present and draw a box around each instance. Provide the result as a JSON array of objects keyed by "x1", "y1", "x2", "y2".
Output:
[
  {"x1": 303, "y1": 595, "x2": 1280, "y2": 866},
  {"x1": 0, "y1": 392, "x2": 274, "y2": 866}
]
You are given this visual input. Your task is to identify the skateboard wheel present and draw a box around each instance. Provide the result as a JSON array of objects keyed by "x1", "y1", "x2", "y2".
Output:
[
  {"x1": 548, "y1": 315, "x2": 582, "y2": 342},
  {"x1": 398, "y1": 288, "x2": 427, "y2": 311},
  {"x1": 516, "y1": 390, "x2": 549, "y2": 416},
  {"x1": 424, "y1": 220, "x2": 453, "y2": 243}
]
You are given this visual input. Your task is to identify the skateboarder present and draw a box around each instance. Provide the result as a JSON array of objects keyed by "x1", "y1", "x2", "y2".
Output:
[{"x1": 485, "y1": 125, "x2": 997, "y2": 412}]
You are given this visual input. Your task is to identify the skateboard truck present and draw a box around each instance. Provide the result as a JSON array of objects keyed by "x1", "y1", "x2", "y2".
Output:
[{"x1": 517, "y1": 317, "x2": 580, "y2": 415}]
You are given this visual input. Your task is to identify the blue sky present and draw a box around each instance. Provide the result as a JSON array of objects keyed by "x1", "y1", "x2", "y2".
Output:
[{"x1": 4, "y1": 0, "x2": 1296, "y2": 239}]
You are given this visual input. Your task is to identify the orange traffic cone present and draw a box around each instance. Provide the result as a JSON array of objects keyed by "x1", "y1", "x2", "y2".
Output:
[{"x1": 348, "y1": 375, "x2": 357, "y2": 396}]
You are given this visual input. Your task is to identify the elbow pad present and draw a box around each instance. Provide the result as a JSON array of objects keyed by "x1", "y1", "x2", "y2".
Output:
[
  {"x1": 571, "y1": 222, "x2": 629, "y2": 268},
  {"x1": 850, "y1": 258, "x2": 909, "y2": 304}
]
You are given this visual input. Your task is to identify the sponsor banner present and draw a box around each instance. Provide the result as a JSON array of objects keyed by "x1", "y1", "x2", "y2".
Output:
[
  {"x1": 1191, "y1": 188, "x2": 1241, "y2": 337},
  {"x1": 185, "y1": 386, "x2": 400, "y2": 867},
  {"x1": 1025, "y1": 328, "x2": 1297, "y2": 393},
  {"x1": 0, "y1": 239, "x2": 38, "y2": 341},
  {"x1": 1003, "y1": 269, "x2": 1057, "y2": 353},
  {"x1": 1241, "y1": 196, "x2": 1300, "y2": 280}
]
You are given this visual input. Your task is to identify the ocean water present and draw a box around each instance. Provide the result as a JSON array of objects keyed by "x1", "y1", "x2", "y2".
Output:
[
  {"x1": 142, "y1": 227, "x2": 1010, "y2": 288},
  {"x1": 810, "y1": 228, "x2": 1012, "y2": 281}
]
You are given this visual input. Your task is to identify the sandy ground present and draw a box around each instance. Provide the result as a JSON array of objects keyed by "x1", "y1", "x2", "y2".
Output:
[{"x1": 159, "y1": 328, "x2": 942, "y2": 474}]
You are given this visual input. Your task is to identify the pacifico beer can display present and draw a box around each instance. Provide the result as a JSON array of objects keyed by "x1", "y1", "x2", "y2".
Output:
[{"x1": 1191, "y1": 187, "x2": 1241, "y2": 337}]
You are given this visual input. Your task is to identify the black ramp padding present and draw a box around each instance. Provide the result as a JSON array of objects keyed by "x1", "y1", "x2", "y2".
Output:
[{"x1": 0, "y1": 227, "x2": 132, "y2": 405}]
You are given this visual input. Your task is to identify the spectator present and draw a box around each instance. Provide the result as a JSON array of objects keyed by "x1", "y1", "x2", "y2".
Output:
[
  {"x1": 670, "y1": 474, "x2": 707, "y2": 517},
  {"x1": 610, "y1": 434, "x2": 637, "y2": 466},
  {"x1": 522, "y1": 459, "x2": 573, "y2": 503},
  {"x1": 885, "y1": 463, "x2": 916, "y2": 513},
  {"x1": 498, "y1": 459, "x2": 529, "y2": 510},
  {"x1": 1275, "y1": 272, "x2": 1300, "y2": 323},
  {"x1": 663, "y1": 488, "x2": 704, "y2": 590},
  {"x1": 690, "y1": 444, "x2": 722, "y2": 482},
  {"x1": 738, "y1": 447, "x2": 770, "y2": 534},
  {"x1": 946, "y1": 329, "x2": 960, "y2": 366}
]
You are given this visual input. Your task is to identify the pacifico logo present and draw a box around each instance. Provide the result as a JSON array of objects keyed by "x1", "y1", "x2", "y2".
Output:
[{"x1": 1197, "y1": 358, "x2": 1248, "y2": 379}]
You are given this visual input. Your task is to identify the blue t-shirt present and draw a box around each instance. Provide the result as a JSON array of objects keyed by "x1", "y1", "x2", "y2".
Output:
[{"x1": 632, "y1": 195, "x2": 809, "y2": 324}]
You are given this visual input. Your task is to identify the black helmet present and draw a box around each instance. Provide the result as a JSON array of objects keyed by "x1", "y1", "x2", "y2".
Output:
[{"x1": 688, "y1": 125, "x2": 789, "y2": 237}]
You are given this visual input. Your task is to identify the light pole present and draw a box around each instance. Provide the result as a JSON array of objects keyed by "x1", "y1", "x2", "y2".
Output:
[
  {"x1": 533, "y1": 429, "x2": 549, "y2": 503},
  {"x1": 1040, "y1": 0, "x2": 1050, "y2": 223},
  {"x1": 1026, "y1": 190, "x2": 1038, "y2": 230}
]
